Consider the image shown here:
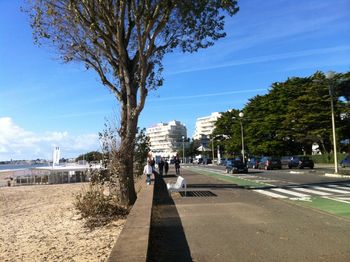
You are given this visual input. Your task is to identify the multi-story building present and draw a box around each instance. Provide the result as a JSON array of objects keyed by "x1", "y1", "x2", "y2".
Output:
[
  {"x1": 193, "y1": 112, "x2": 221, "y2": 146},
  {"x1": 146, "y1": 120, "x2": 187, "y2": 158}
]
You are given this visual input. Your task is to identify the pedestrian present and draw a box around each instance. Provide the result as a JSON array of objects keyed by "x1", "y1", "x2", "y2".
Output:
[
  {"x1": 158, "y1": 157, "x2": 165, "y2": 176},
  {"x1": 164, "y1": 160, "x2": 169, "y2": 176},
  {"x1": 150, "y1": 158, "x2": 156, "y2": 172},
  {"x1": 174, "y1": 155, "x2": 181, "y2": 175},
  {"x1": 143, "y1": 160, "x2": 153, "y2": 185}
]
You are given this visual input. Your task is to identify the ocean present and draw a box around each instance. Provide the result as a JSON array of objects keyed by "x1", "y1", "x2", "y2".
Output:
[{"x1": 0, "y1": 164, "x2": 49, "y2": 171}]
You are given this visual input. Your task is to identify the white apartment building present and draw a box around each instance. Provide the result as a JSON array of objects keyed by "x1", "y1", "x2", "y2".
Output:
[
  {"x1": 146, "y1": 120, "x2": 187, "y2": 158},
  {"x1": 193, "y1": 112, "x2": 222, "y2": 141}
]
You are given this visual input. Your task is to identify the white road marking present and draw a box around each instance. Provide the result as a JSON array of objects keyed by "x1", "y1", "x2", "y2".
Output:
[
  {"x1": 271, "y1": 188, "x2": 310, "y2": 198},
  {"x1": 324, "y1": 196, "x2": 350, "y2": 204},
  {"x1": 253, "y1": 189, "x2": 288, "y2": 198},
  {"x1": 311, "y1": 186, "x2": 349, "y2": 194},
  {"x1": 311, "y1": 186, "x2": 350, "y2": 194},
  {"x1": 292, "y1": 187, "x2": 331, "y2": 196},
  {"x1": 326, "y1": 185, "x2": 350, "y2": 192}
]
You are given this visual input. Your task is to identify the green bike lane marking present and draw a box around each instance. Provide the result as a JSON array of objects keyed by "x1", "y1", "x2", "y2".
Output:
[
  {"x1": 186, "y1": 166, "x2": 350, "y2": 220},
  {"x1": 185, "y1": 166, "x2": 268, "y2": 188},
  {"x1": 290, "y1": 197, "x2": 350, "y2": 219}
]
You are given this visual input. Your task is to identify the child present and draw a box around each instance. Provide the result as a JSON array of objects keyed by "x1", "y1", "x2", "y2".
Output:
[{"x1": 143, "y1": 160, "x2": 153, "y2": 185}]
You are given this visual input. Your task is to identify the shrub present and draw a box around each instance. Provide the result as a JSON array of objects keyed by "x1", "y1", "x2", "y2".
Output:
[
  {"x1": 74, "y1": 184, "x2": 129, "y2": 229},
  {"x1": 309, "y1": 153, "x2": 346, "y2": 163}
]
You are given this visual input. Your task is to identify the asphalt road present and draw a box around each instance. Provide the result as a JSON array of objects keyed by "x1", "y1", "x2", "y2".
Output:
[
  {"x1": 150, "y1": 167, "x2": 350, "y2": 262},
  {"x1": 191, "y1": 164, "x2": 350, "y2": 187}
]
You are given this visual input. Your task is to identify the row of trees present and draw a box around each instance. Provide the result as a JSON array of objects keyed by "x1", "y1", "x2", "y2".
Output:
[{"x1": 212, "y1": 71, "x2": 350, "y2": 157}]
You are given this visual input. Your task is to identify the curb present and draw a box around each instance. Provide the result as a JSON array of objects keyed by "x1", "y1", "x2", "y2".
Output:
[
  {"x1": 324, "y1": 173, "x2": 350, "y2": 178},
  {"x1": 108, "y1": 182, "x2": 154, "y2": 262}
]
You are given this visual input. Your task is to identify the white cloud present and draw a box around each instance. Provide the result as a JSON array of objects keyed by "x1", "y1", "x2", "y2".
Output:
[{"x1": 0, "y1": 117, "x2": 100, "y2": 161}]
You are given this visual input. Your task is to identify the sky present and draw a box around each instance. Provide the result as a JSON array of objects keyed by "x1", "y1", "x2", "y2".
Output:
[{"x1": 0, "y1": 0, "x2": 349, "y2": 161}]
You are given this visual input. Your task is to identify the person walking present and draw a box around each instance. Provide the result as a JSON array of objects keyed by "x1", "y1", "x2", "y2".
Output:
[
  {"x1": 158, "y1": 158, "x2": 165, "y2": 176},
  {"x1": 164, "y1": 160, "x2": 169, "y2": 176},
  {"x1": 174, "y1": 155, "x2": 181, "y2": 175},
  {"x1": 143, "y1": 160, "x2": 153, "y2": 185}
]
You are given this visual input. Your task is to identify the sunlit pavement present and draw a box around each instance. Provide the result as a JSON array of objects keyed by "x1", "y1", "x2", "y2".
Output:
[{"x1": 151, "y1": 166, "x2": 350, "y2": 261}]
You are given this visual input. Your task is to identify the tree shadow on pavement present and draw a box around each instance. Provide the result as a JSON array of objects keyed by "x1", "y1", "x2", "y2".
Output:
[{"x1": 147, "y1": 173, "x2": 192, "y2": 262}]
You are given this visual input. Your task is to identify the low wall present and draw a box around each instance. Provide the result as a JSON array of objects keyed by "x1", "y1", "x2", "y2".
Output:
[{"x1": 108, "y1": 182, "x2": 154, "y2": 262}]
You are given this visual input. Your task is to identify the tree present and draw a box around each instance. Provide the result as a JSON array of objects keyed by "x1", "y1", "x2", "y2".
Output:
[
  {"x1": 134, "y1": 128, "x2": 151, "y2": 176},
  {"x1": 27, "y1": 0, "x2": 239, "y2": 206},
  {"x1": 212, "y1": 109, "x2": 241, "y2": 156},
  {"x1": 186, "y1": 139, "x2": 201, "y2": 159},
  {"x1": 76, "y1": 151, "x2": 103, "y2": 162}
]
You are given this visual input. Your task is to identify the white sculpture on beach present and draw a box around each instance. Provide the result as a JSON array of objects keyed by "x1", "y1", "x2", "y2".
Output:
[{"x1": 52, "y1": 147, "x2": 60, "y2": 167}]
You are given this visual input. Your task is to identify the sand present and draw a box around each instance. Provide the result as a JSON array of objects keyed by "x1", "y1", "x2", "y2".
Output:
[{"x1": 0, "y1": 183, "x2": 127, "y2": 262}]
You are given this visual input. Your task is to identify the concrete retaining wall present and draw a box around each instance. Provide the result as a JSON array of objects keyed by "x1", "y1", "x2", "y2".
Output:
[{"x1": 108, "y1": 182, "x2": 154, "y2": 261}]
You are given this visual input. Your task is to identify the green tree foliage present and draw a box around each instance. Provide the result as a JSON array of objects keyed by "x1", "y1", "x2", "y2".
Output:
[
  {"x1": 134, "y1": 128, "x2": 151, "y2": 176},
  {"x1": 76, "y1": 151, "x2": 103, "y2": 162},
  {"x1": 26, "y1": 0, "x2": 239, "y2": 206},
  {"x1": 187, "y1": 139, "x2": 201, "y2": 158},
  {"x1": 213, "y1": 71, "x2": 350, "y2": 157},
  {"x1": 212, "y1": 109, "x2": 241, "y2": 155}
]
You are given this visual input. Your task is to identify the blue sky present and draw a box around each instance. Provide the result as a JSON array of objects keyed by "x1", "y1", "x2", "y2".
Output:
[{"x1": 0, "y1": 0, "x2": 349, "y2": 161}]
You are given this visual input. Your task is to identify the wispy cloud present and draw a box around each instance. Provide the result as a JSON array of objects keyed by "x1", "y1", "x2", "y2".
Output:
[
  {"x1": 167, "y1": 45, "x2": 350, "y2": 75},
  {"x1": 148, "y1": 88, "x2": 267, "y2": 102},
  {"x1": 165, "y1": 1, "x2": 349, "y2": 74}
]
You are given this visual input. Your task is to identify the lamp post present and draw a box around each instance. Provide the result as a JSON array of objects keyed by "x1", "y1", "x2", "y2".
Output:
[
  {"x1": 182, "y1": 136, "x2": 185, "y2": 163},
  {"x1": 326, "y1": 71, "x2": 338, "y2": 174},
  {"x1": 238, "y1": 112, "x2": 245, "y2": 164},
  {"x1": 211, "y1": 134, "x2": 229, "y2": 164},
  {"x1": 212, "y1": 138, "x2": 215, "y2": 162}
]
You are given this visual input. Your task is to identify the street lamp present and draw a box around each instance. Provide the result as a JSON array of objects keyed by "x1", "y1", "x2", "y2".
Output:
[
  {"x1": 238, "y1": 112, "x2": 245, "y2": 164},
  {"x1": 182, "y1": 136, "x2": 185, "y2": 163},
  {"x1": 325, "y1": 71, "x2": 338, "y2": 174}
]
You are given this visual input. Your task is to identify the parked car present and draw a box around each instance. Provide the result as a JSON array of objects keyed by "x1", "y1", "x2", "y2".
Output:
[
  {"x1": 281, "y1": 156, "x2": 293, "y2": 168},
  {"x1": 258, "y1": 157, "x2": 282, "y2": 170},
  {"x1": 340, "y1": 155, "x2": 350, "y2": 168},
  {"x1": 247, "y1": 157, "x2": 261, "y2": 169},
  {"x1": 288, "y1": 156, "x2": 314, "y2": 169},
  {"x1": 222, "y1": 158, "x2": 234, "y2": 166},
  {"x1": 226, "y1": 159, "x2": 248, "y2": 173}
]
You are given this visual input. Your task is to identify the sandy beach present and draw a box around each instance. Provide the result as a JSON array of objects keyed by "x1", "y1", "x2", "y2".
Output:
[{"x1": 0, "y1": 182, "x2": 130, "y2": 262}]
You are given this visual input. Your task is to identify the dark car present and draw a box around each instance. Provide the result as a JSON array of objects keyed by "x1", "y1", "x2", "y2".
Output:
[
  {"x1": 288, "y1": 156, "x2": 314, "y2": 169},
  {"x1": 258, "y1": 156, "x2": 282, "y2": 170},
  {"x1": 281, "y1": 156, "x2": 292, "y2": 168},
  {"x1": 340, "y1": 155, "x2": 350, "y2": 168},
  {"x1": 226, "y1": 159, "x2": 248, "y2": 173},
  {"x1": 247, "y1": 157, "x2": 261, "y2": 169}
]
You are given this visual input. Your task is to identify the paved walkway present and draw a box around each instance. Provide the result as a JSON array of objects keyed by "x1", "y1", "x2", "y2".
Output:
[{"x1": 148, "y1": 167, "x2": 350, "y2": 262}]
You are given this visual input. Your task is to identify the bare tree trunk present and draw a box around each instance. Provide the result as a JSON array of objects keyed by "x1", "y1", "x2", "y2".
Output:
[
  {"x1": 114, "y1": 80, "x2": 139, "y2": 206},
  {"x1": 117, "y1": 130, "x2": 137, "y2": 206}
]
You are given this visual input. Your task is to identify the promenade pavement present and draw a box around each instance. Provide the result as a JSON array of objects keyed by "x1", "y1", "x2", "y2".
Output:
[{"x1": 148, "y1": 166, "x2": 350, "y2": 262}]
